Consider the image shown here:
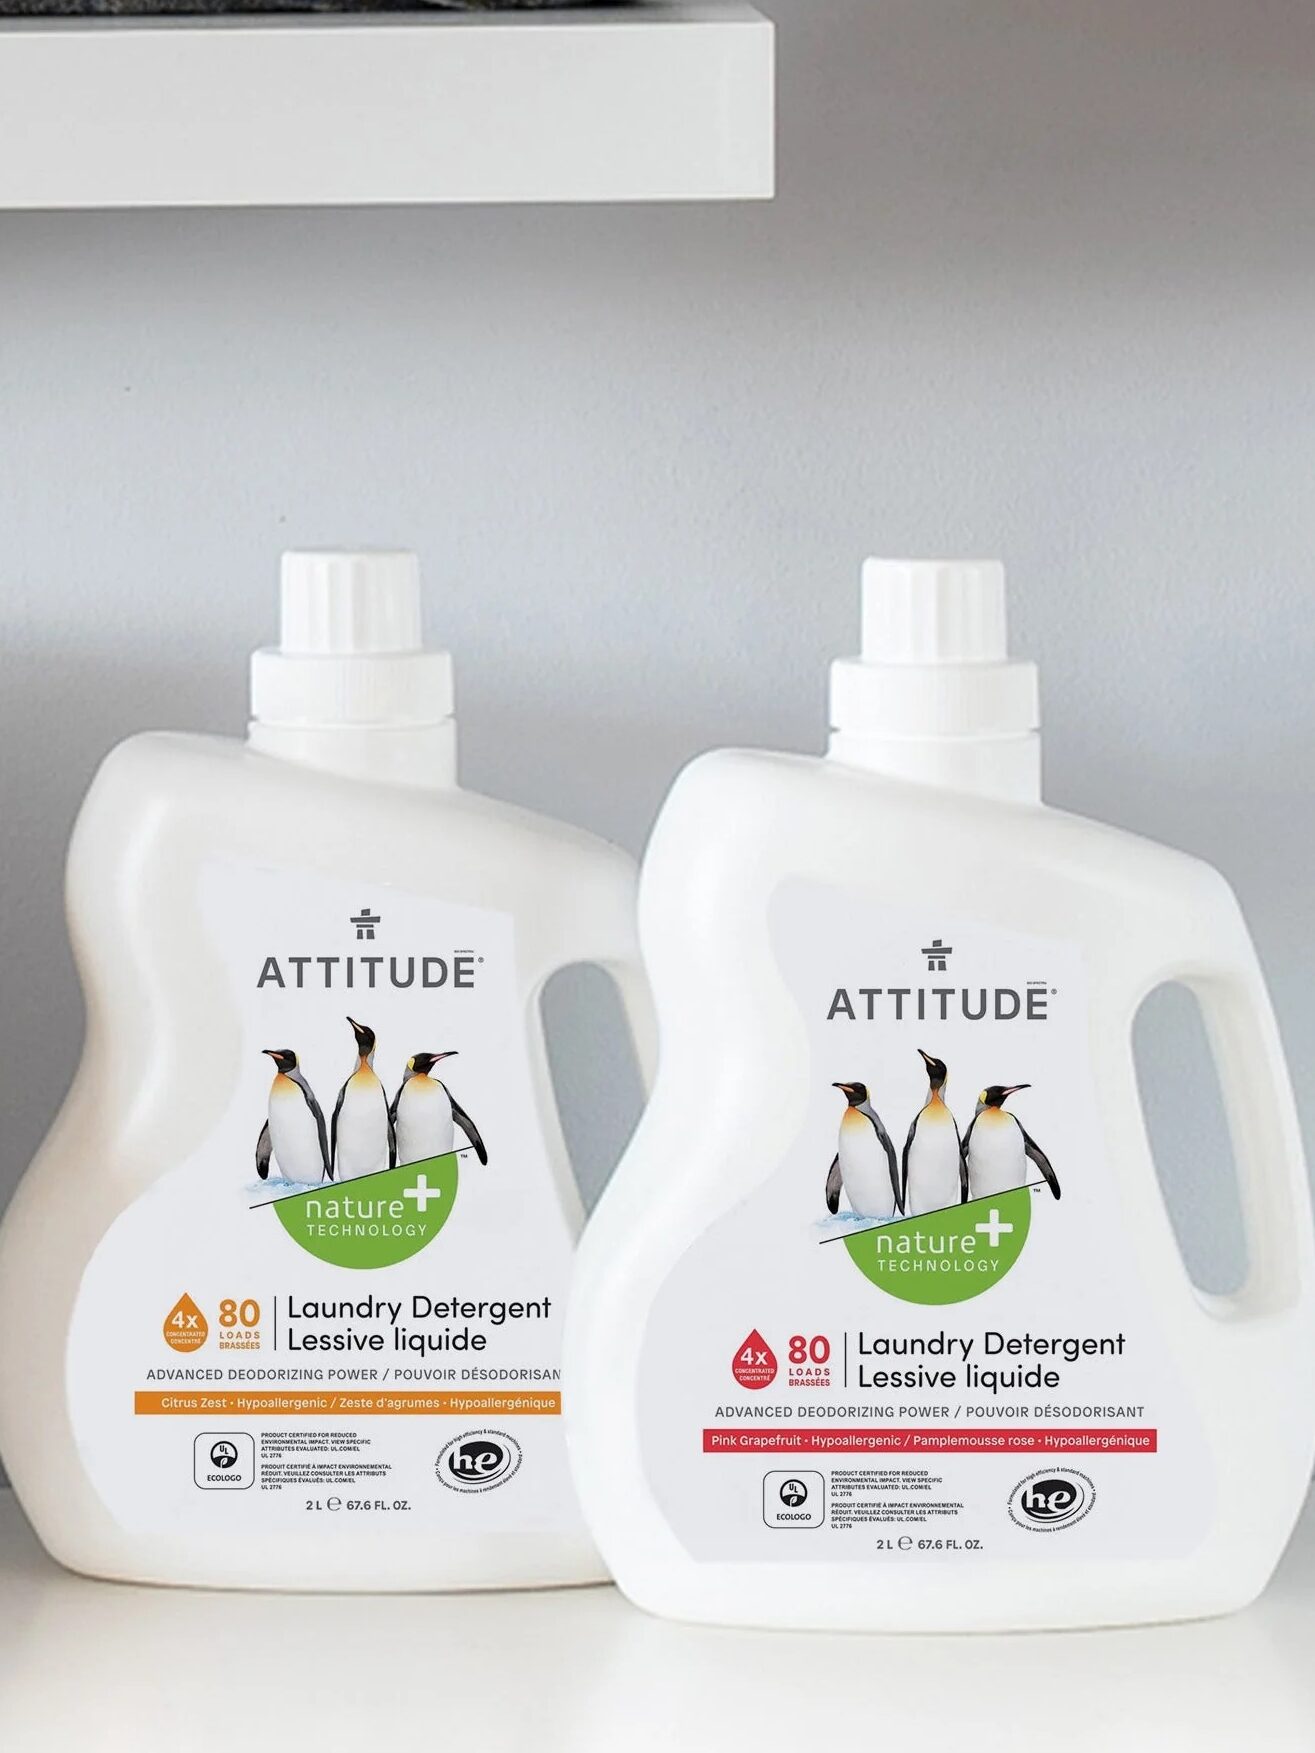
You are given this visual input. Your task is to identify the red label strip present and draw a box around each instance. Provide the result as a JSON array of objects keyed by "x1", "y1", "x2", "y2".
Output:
[{"x1": 702, "y1": 1428, "x2": 1157, "y2": 1454}]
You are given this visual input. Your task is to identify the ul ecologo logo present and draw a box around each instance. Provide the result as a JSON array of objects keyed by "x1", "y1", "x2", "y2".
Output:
[
  {"x1": 1008, "y1": 1468, "x2": 1095, "y2": 1532},
  {"x1": 436, "y1": 1430, "x2": 523, "y2": 1493},
  {"x1": 779, "y1": 1478, "x2": 809, "y2": 1508}
]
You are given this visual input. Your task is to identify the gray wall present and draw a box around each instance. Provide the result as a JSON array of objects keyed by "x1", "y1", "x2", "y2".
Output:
[{"x1": 2, "y1": 0, "x2": 1313, "y2": 1289}]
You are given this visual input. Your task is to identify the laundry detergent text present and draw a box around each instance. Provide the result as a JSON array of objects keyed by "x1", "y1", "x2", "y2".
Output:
[
  {"x1": 853, "y1": 1328, "x2": 1127, "y2": 1395},
  {"x1": 282, "y1": 1292, "x2": 554, "y2": 1355}
]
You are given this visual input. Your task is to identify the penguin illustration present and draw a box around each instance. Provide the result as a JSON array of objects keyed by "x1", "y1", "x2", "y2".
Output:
[
  {"x1": 391, "y1": 1050, "x2": 488, "y2": 1168},
  {"x1": 331, "y1": 1017, "x2": 396, "y2": 1181},
  {"x1": 256, "y1": 1048, "x2": 331, "y2": 1184},
  {"x1": 902, "y1": 1049, "x2": 965, "y2": 1216},
  {"x1": 826, "y1": 1082, "x2": 902, "y2": 1220},
  {"x1": 961, "y1": 1084, "x2": 1061, "y2": 1201}
]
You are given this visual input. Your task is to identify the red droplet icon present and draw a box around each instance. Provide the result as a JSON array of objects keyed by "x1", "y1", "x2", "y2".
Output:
[{"x1": 731, "y1": 1328, "x2": 778, "y2": 1390}]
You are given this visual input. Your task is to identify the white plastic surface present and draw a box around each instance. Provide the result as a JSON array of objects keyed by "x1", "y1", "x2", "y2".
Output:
[
  {"x1": 251, "y1": 549, "x2": 456, "y2": 732},
  {"x1": 830, "y1": 556, "x2": 1039, "y2": 750},
  {"x1": 0, "y1": 716, "x2": 653, "y2": 1592},
  {"x1": 565, "y1": 564, "x2": 1315, "y2": 1632},
  {"x1": 280, "y1": 551, "x2": 422, "y2": 656},
  {"x1": 860, "y1": 558, "x2": 1008, "y2": 664}
]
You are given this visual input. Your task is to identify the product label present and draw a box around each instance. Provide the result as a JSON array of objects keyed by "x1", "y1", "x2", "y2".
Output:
[
  {"x1": 637, "y1": 882, "x2": 1212, "y2": 1562},
  {"x1": 67, "y1": 861, "x2": 582, "y2": 1537}
]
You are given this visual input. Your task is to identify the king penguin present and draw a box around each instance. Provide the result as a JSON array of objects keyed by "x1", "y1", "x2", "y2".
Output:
[
  {"x1": 331, "y1": 1017, "x2": 396, "y2": 1181},
  {"x1": 902, "y1": 1049, "x2": 965, "y2": 1216},
  {"x1": 961, "y1": 1084, "x2": 1061, "y2": 1201},
  {"x1": 826, "y1": 1082, "x2": 902, "y2": 1220},
  {"x1": 256, "y1": 1048, "x2": 331, "y2": 1184},
  {"x1": 391, "y1": 1051, "x2": 488, "y2": 1168}
]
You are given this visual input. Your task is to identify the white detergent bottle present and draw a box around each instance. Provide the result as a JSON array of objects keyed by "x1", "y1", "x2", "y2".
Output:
[
  {"x1": 0, "y1": 549, "x2": 651, "y2": 1592},
  {"x1": 564, "y1": 556, "x2": 1315, "y2": 1632}
]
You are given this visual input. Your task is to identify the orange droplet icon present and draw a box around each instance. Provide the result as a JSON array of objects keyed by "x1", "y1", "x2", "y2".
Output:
[{"x1": 163, "y1": 1292, "x2": 208, "y2": 1353}]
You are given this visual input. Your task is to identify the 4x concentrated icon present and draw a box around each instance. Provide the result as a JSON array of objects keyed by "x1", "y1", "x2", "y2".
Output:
[
  {"x1": 162, "y1": 1293, "x2": 208, "y2": 1354},
  {"x1": 731, "y1": 1329, "x2": 778, "y2": 1389}
]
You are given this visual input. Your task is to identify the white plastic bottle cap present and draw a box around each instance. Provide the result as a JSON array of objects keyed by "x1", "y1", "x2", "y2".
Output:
[
  {"x1": 830, "y1": 558, "x2": 1039, "y2": 740},
  {"x1": 250, "y1": 550, "x2": 455, "y2": 729},
  {"x1": 860, "y1": 558, "x2": 1007, "y2": 665},
  {"x1": 278, "y1": 550, "x2": 423, "y2": 656}
]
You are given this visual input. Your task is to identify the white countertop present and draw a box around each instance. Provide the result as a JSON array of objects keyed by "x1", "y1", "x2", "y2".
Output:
[{"x1": 2, "y1": 1486, "x2": 1314, "y2": 1751}]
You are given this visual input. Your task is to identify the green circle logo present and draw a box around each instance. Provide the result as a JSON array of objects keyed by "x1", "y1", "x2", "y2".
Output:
[
  {"x1": 843, "y1": 1188, "x2": 1031, "y2": 1304},
  {"x1": 272, "y1": 1154, "x2": 459, "y2": 1269}
]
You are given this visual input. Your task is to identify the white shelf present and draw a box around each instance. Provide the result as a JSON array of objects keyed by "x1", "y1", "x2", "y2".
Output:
[
  {"x1": 2, "y1": 1486, "x2": 1315, "y2": 1750},
  {"x1": 0, "y1": 2, "x2": 774, "y2": 210}
]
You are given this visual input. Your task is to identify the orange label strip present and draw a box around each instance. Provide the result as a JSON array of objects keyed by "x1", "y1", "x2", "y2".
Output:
[{"x1": 134, "y1": 1390, "x2": 560, "y2": 1417}]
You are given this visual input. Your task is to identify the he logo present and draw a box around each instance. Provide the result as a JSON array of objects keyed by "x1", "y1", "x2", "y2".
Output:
[
  {"x1": 1008, "y1": 1468, "x2": 1095, "y2": 1532},
  {"x1": 436, "y1": 1430, "x2": 523, "y2": 1493},
  {"x1": 351, "y1": 907, "x2": 381, "y2": 941},
  {"x1": 922, "y1": 938, "x2": 952, "y2": 972}
]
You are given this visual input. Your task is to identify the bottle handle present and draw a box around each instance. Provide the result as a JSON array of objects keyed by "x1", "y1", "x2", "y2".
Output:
[
  {"x1": 593, "y1": 951, "x2": 659, "y2": 1090},
  {"x1": 1149, "y1": 898, "x2": 1310, "y2": 1323},
  {"x1": 537, "y1": 855, "x2": 657, "y2": 1092}
]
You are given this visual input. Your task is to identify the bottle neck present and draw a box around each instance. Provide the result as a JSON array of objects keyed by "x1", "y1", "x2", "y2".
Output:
[
  {"x1": 246, "y1": 719, "x2": 459, "y2": 790},
  {"x1": 825, "y1": 728, "x2": 1042, "y2": 803}
]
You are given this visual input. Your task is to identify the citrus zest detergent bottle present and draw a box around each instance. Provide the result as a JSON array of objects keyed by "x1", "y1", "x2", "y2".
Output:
[
  {"x1": 564, "y1": 557, "x2": 1315, "y2": 1632},
  {"x1": 0, "y1": 549, "x2": 652, "y2": 1592}
]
